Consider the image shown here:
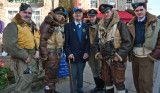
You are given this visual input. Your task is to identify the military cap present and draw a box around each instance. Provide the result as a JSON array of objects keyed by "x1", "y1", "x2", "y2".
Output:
[
  {"x1": 99, "y1": 4, "x2": 113, "y2": 13},
  {"x1": 73, "y1": 7, "x2": 82, "y2": 13},
  {"x1": 132, "y1": 2, "x2": 146, "y2": 10},
  {"x1": 19, "y1": 3, "x2": 31, "y2": 11},
  {"x1": 53, "y1": 6, "x2": 65, "y2": 14},
  {"x1": 87, "y1": 9, "x2": 98, "y2": 16}
]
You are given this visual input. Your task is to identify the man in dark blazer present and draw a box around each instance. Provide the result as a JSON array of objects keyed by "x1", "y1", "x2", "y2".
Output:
[{"x1": 64, "y1": 7, "x2": 90, "y2": 93}]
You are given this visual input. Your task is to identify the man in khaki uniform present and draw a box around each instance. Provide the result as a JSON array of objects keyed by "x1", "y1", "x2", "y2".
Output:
[
  {"x1": 3, "y1": 3, "x2": 42, "y2": 93},
  {"x1": 127, "y1": 2, "x2": 160, "y2": 93},
  {"x1": 84, "y1": 9, "x2": 104, "y2": 93},
  {"x1": 39, "y1": 6, "x2": 65, "y2": 93}
]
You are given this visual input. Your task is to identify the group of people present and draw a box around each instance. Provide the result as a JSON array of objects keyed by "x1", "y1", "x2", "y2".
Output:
[{"x1": 2, "y1": 1, "x2": 160, "y2": 93}]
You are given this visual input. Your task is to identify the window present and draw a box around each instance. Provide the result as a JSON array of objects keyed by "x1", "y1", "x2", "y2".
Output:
[
  {"x1": 7, "y1": 11, "x2": 18, "y2": 24},
  {"x1": 6, "y1": 7, "x2": 42, "y2": 28},
  {"x1": 32, "y1": 10, "x2": 41, "y2": 27},
  {"x1": 90, "y1": 0, "x2": 97, "y2": 8},
  {"x1": 126, "y1": 0, "x2": 133, "y2": 9},
  {"x1": 108, "y1": 0, "x2": 117, "y2": 9}
]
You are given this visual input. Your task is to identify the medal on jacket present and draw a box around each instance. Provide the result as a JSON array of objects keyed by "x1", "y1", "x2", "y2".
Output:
[{"x1": 83, "y1": 28, "x2": 86, "y2": 32}]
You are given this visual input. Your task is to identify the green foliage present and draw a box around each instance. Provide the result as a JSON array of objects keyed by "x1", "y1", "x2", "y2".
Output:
[{"x1": 0, "y1": 67, "x2": 15, "y2": 90}]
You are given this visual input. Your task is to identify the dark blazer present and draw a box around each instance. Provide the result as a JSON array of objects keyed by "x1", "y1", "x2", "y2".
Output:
[{"x1": 64, "y1": 22, "x2": 90, "y2": 63}]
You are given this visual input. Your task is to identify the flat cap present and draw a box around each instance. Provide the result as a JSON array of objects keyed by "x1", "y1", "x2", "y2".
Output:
[
  {"x1": 53, "y1": 6, "x2": 65, "y2": 14},
  {"x1": 99, "y1": 4, "x2": 113, "y2": 13},
  {"x1": 87, "y1": 9, "x2": 98, "y2": 16}
]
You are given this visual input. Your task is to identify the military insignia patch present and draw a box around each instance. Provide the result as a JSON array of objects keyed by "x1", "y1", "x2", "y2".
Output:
[
  {"x1": 60, "y1": 8, "x2": 63, "y2": 11},
  {"x1": 91, "y1": 10, "x2": 94, "y2": 13},
  {"x1": 101, "y1": 6, "x2": 104, "y2": 10}
]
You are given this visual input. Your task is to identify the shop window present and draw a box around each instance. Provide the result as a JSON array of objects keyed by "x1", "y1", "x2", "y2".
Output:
[
  {"x1": 108, "y1": 0, "x2": 117, "y2": 9},
  {"x1": 126, "y1": 0, "x2": 133, "y2": 9},
  {"x1": 90, "y1": 0, "x2": 97, "y2": 8}
]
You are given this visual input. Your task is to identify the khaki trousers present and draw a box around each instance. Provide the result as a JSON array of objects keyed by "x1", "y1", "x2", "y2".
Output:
[
  {"x1": 132, "y1": 55, "x2": 154, "y2": 93},
  {"x1": 88, "y1": 49, "x2": 100, "y2": 77},
  {"x1": 12, "y1": 49, "x2": 43, "y2": 93}
]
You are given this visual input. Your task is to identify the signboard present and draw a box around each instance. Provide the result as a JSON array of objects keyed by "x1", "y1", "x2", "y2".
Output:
[
  {"x1": 58, "y1": 52, "x2": 69, "y2": 77},
  {"x1": 8, "y1": 0, "x2": 38, "y2": 2}
]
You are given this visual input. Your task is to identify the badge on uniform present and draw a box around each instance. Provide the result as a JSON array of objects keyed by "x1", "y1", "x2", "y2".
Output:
[{"x1": 83, "y1": 28, "x2": 86, "y2": 32}]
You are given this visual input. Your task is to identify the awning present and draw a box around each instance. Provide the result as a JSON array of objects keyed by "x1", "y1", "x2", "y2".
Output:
[{"x1": 85, "y1": 9, "x2": 134, "y2": 22}]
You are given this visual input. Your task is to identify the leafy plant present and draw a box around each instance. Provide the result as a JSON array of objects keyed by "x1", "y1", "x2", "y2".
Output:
[{"x1": 0, "y1": 60, "x2": 15, "y2": 90}]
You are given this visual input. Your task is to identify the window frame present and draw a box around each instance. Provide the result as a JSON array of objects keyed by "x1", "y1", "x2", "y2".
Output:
[
  {"x1": 5, "y1": 7, "x2": 42, "y2": 28},
  {"x1": 89, "y1": 0, "x2": 98, "y2": 9},
  {"x1": 108, "y1": 0, "x2": 117, "y2": 10},
  {"x1": 126, "y1": 0, "x2": 134, "y2": 9}
]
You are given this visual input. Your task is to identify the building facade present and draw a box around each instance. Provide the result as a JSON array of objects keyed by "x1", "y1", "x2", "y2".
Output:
[
  {"x1": 0, "y1": 0, "x2": 59, "y2": 27},
  {"x1": 77, "y1": 0, "x2": 146, "y2": 11}
]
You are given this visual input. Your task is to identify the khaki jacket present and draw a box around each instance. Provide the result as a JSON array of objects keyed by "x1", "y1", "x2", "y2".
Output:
[
  {"x1": 3, "y1": 13, "x2": 40, "y2": 61},
  {"x1": 127, "y1": 12, "x2": 160, "y2": 61}
]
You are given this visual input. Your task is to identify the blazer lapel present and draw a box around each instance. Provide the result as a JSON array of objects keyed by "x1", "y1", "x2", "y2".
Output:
[{"x1": 81, "y1": 23, "x2": 85, "y2": 43}]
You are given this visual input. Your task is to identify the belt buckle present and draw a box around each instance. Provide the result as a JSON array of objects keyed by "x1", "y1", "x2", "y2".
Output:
[{"x1": 138, "y1": 44, "x2": 143, "y2": 47}]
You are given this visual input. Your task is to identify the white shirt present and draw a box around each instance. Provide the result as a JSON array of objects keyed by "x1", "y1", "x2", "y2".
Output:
[
  {"x1": 138, "y1": 16, "x2": 146, "y2": 22},
  {"x1": 74, "y1": 21, "x2": 82, "y2": 28}
]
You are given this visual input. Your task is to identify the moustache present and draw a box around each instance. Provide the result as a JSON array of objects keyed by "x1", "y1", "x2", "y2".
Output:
[{"x1": 24, "y1": 16, "x2": 31, "y2": 19}]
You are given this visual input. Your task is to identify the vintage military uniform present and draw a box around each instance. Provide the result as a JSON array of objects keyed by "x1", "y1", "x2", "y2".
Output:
[
  {"x1": 127, "y1": 2, "x2": 160, "y2": 93},
  {"x1": 94, "y1": 4, "x2": 132, "y2": 93},
  {"x1": 3, "y1": 12, "x2": 42, "y2": 93},
  {"x1": 39, "y1": 6, "x2": 65, "y2": 93},
  {"x1": 84, "y1": 9, "x2": 104, "y2": 93}
]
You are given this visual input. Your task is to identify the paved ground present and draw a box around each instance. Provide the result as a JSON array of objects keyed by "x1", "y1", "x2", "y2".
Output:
[
  {"x1": 55, "y1": 61, "x2": 136, "y2": 93},
  {"x1": 2, "y1": 56, "x2": 160, "y2": 93}
]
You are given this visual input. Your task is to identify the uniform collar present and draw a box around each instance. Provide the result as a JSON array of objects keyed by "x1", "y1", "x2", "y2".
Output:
[
  {"x1": 137, "y1": 16, "x2": 146, "y2": 22},
  {"x1": 74, "y1": 21, "x2": 82, "y2": 28}
]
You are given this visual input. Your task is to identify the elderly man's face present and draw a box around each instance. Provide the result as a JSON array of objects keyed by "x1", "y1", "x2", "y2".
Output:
[
  {"x1": 55, "y1": 13, "x2": 63, "y2": 21},
  {"x1": 19, "y1": 7, "x2": 32, "y2": 22},
  {"x1": 103, "y1": 9, "x2": 113, "y2": 22},
  {"x1": 88, "y1": 15, "x2": 97, "y2": 24},
  {"x1": 73, "y1": 11, "x2": 83, "y2": 20},
  {"x1": 134, "y1": 6, "x2": 146, "y2": 20}
]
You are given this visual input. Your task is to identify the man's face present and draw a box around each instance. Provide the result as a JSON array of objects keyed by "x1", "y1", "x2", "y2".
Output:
[
  {"x1": 73, "y1": 11, "x2": 83, "y2": 20},
  {"x1": 19, "y1": 7, "x2": 32, "y2": 22},
  {"x1": 102, "y1": 9, "x2": 113, "y2": 21},
  {"x1": 88, "y1": 15, "x2": 97, "y2": 24},
  {"x1": 134, "y1": 6, "x2": 146, "y2": 19},
  {"x1": 55, "y1": 13, "x2": 63, "y2": 21}
]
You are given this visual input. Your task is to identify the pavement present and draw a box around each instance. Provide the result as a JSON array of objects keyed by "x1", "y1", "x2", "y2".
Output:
[
  {"x1": 55, "y1": 61, "x2": 136, "y2": 93},
  {"x1": 2, "y1": 55, "x2": 160, "y2": 93}
]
